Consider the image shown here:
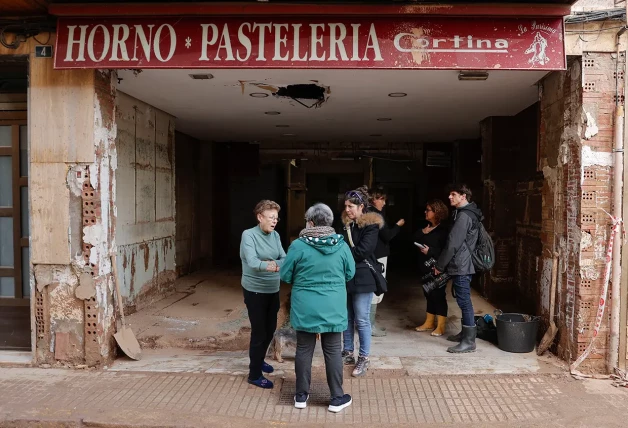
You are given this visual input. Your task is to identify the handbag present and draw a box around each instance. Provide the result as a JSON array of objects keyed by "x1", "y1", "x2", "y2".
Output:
[
  {"x1": 365, "y1": 259, "x2": 388, "y2": 296},
  {"x1": 346, "y1": 225, "x2": 388, "y2": 296}
]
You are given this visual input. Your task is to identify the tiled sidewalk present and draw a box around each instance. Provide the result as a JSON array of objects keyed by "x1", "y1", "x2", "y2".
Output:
[{"x1": 1, "y1": 367, "x2": 627, "y2": 427}]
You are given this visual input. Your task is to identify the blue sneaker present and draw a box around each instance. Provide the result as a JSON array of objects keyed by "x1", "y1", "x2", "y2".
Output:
[
  {"x1": 328, "y1": 394, "x2": 352, "y2": 413},
  {"x1": 294, "y1": 392, "x2": 309, "y2": 409},
  {"x1": 247, "y1": 376, "x2": 274, "y2": 389},
  {"x1": 262, "y1": 361, "x2": 274, "y2": 373}
]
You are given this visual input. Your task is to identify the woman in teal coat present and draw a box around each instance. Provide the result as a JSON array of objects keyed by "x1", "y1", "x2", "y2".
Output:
[{"x1": 280, "y1": 203, "x2": 355, "y2": 413}]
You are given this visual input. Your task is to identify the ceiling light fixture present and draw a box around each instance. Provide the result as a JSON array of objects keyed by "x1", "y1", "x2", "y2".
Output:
[
  {"x1": 250, "y1": 92, "x2": 269, "y2": 98},
  {"x1": 265, "y1": 111, "x2": 281, "y2": 115},
  {"x1": 388, "y1": 92, "x2": 407, "y2": 97},
  {"x1": 458, "y1": 71, "x2": 489, "y2": 81},
  {"x1": 377, "y1": 118, "x2": 392, "y2": 121},
  {"x1": 282, "y1": 133, "x2": 296, "y2": 137},
  {"x1": 189, "y1": 73, "x2": 214, "y2": 80}
]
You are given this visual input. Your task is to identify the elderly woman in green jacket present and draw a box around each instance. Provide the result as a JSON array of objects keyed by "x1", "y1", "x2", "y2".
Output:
[{"x1": 280, "y1": 203, "x2": 356, "y2": 413}]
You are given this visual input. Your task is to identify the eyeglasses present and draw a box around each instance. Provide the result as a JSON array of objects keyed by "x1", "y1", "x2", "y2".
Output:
[
  {"x1": 425, "y1": 208, "x2": 434, "y2": 213},
  {"x1": 345, "y1": 191, "x2": 364, "y2": 204},
  {"x1": 264, "y1": 215, "x2": 280, "y2": 222}
]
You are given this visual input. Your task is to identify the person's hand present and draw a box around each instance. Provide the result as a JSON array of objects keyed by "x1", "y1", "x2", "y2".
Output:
[
  {"x1": 433, "y1": 267, "x2": 441, "y2": 275},
  {"x1": 266, "y1": 261, "x2": 277, "y2": 272},
  {"x1": 397, "y1": 219, "x2": 405, "y2": 227},
  {"x1": 420, "y1": 245, "x2": 429, "y2": 255}
]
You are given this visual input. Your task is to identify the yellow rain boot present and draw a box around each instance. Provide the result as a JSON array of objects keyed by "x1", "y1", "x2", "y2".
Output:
[
  {"x1": 431, "y1": 315, "x2": 447, "y2": 337},
  {"x1": 415, "y1": 313, "x2": 435, "y2": 332}
]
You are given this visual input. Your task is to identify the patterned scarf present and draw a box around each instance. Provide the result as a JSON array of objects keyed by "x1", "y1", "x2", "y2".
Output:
[{"x1": 299, "y1": 226, "x2": 337, "y2": 238}]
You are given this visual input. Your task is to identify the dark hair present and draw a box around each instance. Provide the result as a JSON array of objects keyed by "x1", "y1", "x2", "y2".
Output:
[
  {"x1": 427, "y1": 199, "x2": 449, "y2": 224},
  {"x1": 449, "y1": 183, "x2": 472, "y2": 202},
  {"x1": 344, "y1": 185, "x2": 370, "y2": 207},
  {"x1": 368, "y1": 185, "x2": 387, "y2": 203}
]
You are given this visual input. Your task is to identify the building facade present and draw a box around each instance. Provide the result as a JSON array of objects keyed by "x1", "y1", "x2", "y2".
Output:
[{"x1": 0, "y1": 0, "x2": 626, "y2": 375}]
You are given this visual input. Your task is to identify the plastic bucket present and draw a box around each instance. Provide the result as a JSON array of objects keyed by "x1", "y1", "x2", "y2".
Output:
[{"x1": 496, "y1": 313, "x2": 539, "y2": 353}]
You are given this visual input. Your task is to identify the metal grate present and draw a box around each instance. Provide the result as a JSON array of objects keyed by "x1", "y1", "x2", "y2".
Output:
[{"x1": 278, "y1": 381, "x2": 332, "y2": 406}]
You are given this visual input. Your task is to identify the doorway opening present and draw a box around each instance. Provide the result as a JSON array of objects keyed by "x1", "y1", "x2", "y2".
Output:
[{"x1": 110, "y1": 68, "x2": 554, "y2": 374}]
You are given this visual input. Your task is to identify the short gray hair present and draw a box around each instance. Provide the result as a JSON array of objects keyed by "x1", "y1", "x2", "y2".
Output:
[{"x1": 305, "y1": 203, "x2": 334, "y2": 227}]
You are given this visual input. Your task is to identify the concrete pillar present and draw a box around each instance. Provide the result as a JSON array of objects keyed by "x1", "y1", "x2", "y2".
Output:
[{"x1": 28, "y1": 33, "x2": 118, "y2": 365}]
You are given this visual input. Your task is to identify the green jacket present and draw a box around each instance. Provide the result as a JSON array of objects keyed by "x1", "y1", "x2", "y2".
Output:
[{"x1": 280, "y1": 233, "x2": 356, "y2": 333}]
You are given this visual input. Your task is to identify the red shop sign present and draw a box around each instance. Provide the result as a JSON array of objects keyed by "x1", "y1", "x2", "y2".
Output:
[{"x1": 54, "y1": 17, "x2": 565, "y2": 70}]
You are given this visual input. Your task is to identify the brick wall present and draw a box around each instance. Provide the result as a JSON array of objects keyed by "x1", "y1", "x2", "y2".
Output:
[
  {"x1": 539, "y1": 53, "x2": 622, "y2": 372},
  {"x1": 578, "y1": 52, "x2": 622, "y2": 371},
  {"x1": 539, "y1": 58, "x2": 583, "y2": 364}
]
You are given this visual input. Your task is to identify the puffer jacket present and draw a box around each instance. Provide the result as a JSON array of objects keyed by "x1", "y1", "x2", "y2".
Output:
[
  {"x1": 436, "y1": 202, "x2": 483, "y2": 276},
  {"x1": 341, "y1": 211, "x2": 384, "y2": 294}
]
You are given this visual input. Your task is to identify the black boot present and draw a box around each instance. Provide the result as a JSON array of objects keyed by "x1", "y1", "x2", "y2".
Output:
[
  {"x1": 446, "y1": 331, "x2": 462, "y2": 342},
  {"x1": 446, "y1": 326, "x2": 476, "y2": 353}
]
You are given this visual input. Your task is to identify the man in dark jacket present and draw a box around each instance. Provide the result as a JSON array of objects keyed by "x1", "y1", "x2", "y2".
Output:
[
  {"x1": 368, "y1": 186, "x2": 405, "y2": 337},
  {"x1": 434, "y1": 184, "x2": 482, "y2": 353}
]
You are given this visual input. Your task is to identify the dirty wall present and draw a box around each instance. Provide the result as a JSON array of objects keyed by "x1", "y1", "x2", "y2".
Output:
[
  {"x1": 23, "y1": 31, "x2": 119, "y2": 365},
  {"x1": 480, "y1": 104, "x2": 541, "y2": 313},
  {"x1": 115, "y1": 92, "x2": 176, "y2": 315},
  {"x1": 175, "y1": 132, "x2": 213, "y2": 275},
  {"x1": 539, "y1": 54, "x2": 620, "y2": 372}
]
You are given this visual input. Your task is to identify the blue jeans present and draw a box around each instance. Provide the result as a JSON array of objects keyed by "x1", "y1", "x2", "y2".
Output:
[
  {"x1": 343, "y1": 292, "x2": 373, "y2": 357},
  {"x1": 452, "y1": 275, "x2": 475, "y2": 327}
]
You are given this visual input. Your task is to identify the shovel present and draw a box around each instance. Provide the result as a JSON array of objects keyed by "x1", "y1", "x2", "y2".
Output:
[
  {"x1": 537, "y1": 252, "x2": 559, "y2": 355},
  {"x1": 111, "y1": 254, "x2": 142, "y2": 360}
]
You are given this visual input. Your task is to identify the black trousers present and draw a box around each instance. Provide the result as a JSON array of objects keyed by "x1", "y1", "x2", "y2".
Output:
[
  {"x1": 243, "y1": 288, "x2": 280, "y2": 380},
  {"x1": 295, "y1": 331, "x2": 344, "y2": 399},
  {"x1": 423, "y1": 283, "x2": 448, "y2": 317}
]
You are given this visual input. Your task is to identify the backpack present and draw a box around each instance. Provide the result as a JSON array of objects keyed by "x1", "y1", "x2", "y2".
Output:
[{"x1": 465, "y1": 212, "x2": 495, "y2": 272}]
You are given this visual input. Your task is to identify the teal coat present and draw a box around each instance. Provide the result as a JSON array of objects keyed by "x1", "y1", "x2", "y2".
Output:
[{"x1": 280, "y1": 233, "x2": 356, "y2": 333}]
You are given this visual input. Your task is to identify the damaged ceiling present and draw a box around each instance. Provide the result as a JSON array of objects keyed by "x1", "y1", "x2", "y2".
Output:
[{"x1": 116, "y1": 68, "x2": 547, "y2": 143}]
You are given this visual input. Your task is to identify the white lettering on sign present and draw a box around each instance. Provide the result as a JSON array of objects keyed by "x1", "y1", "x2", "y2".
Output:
[
  {"x1": 59, "y1": 21, "x2": 530, "y2": 65},
  {"x1": 394, "y1": 33, "x2": 509, "y2": 53},
  {"x1": 111, "y1": 24, "x2": 130, "y2": 61},
  {"x1": 87, "y1": 25, "x2": 110, "y2": 62},
  {"x1": 132, "y1": 24, "x2": 154, "y2": 61},
  {"x1": 154, "y1": 24, "x2": 177, "y2": 62}
]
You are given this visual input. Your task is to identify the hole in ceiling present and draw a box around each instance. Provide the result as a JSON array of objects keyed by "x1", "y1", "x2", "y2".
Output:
[{"x1": 246, "y1": 81, "x2": 330, "y2": 109}]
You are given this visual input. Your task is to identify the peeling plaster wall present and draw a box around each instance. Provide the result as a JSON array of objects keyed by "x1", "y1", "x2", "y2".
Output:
[
  {"x1": 115, "y1": 92, "x2": 176, "y2": 314},
  {"x1": 539, "y1": 53, "x2": 620, "y2": 372},
  {"x1": 539, "y1": 58, "x2": 584, "y2": 365}
]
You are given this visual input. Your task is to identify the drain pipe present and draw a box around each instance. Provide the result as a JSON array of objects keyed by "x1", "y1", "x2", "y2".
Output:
[{"x1": 609, "y1": 23, "x2": 626, "y2": 374}]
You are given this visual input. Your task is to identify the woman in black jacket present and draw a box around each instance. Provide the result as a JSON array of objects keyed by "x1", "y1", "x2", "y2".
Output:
[
  {"x1": 341, "y1": 186, "x2": 383, "y2": 377},
  {"x1": 368, "y1": 186, "x2": 405, "y2": 337},
  {"x1": 414, "y1": 199, "x2": 449, "y2": 336}
]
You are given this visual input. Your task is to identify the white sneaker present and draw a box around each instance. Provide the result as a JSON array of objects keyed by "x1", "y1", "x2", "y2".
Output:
[
  {"x1": 294, "y1": 392, "x2": 309, "y2": 409},
  {"x1": 328, "y1": 394, "x2": 352, "y2": 413}
]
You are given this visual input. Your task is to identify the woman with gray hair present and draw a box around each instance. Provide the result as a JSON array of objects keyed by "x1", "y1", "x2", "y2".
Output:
[{"x1": 280, "y1": 203, "x2": 356, "y2": 413}]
